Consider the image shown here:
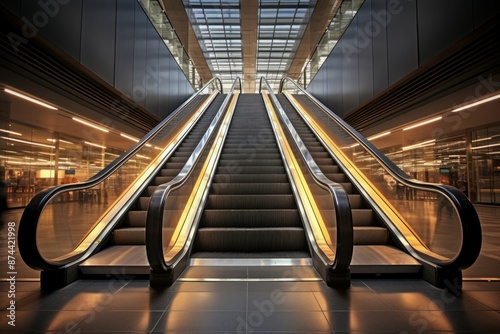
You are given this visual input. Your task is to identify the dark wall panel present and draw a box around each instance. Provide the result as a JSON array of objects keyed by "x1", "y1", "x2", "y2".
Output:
[
  {"x1": 115, "y1": 0, "x2": 135, "y2": 98},
  {"x1": 330, "y1": 47, "x2": 343, "y2": 115},
  {"x1": 417, "y1": 0, "x2": 473, "y2": 65},
  {"x1": 80, "y1": 0, "x2": 116, "y2": 85},
  {"x1": 473, "y1": 0, "x2": 500, "y2": 28},
  {"x1": 371, "y1": 0, "x2": 388, "y2": 96},
  {"x1": 21, "y1": 0, "x2": 82, "y2": 61},
  {"x1": 357, "y1": 0, "x2": 374, "y2": 105},
  {"x1": 157, "y1": 46, "x2": 171, "y2": 118},
  {"x1": 386, "y1": 0, "x2": 418, "y2": 86},
  {"x1": 133, "y1": 2, "x2": 148, "y2": 108},
  {"x1": 146, "y1": 23, "x2": 159, "y2": 116},
  {"x1": 0, "y1": 0, "x2": 21, "y2": 16},
  {"x1": 341, "y1": 17, "x2": 359, "y2": 114}
]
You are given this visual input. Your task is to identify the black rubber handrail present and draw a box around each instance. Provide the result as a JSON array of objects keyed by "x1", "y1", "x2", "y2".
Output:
[
  {"x1": 278, "y1": 77, "x2": 482, "y2": 271},
  {"x1": 146, "y1": 77, "x2": 241, "y2": 275},
  {"x1": 19, "y1": 78, "x2": 223, "y2": 271},
  {"x1": 260, "y1": 77, "x2": 353, "y2": 282}
]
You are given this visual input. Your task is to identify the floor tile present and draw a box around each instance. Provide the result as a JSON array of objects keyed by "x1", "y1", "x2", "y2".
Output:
[
  {"x1": 248, "y1": 291, "x2": 322, "y2": 312},
  {"x1": 314, "y1": 290, "x2": 391, "y2": 311},
  {"x1": 167, "y1": 290, "x2": 247, "y2": 311},
  {"x1": 153, "y1": 310, "x2": 247, "y2": 332},
  {"x1": 0, "y1": 310, "x2": 87, "y2": 332},
  {"x1": 71, "y1": 310, "x2": 163, "y2": 332}
]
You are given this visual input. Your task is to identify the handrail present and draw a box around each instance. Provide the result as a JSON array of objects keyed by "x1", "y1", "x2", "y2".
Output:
[
  {"x1": 279, "y1": 77, "x2": 482, "y2": 272},
  {"x1": 146, "y1": 77, "x2": 241, "y2": 277},
  {"x1": 19, "y1": 77, "x2": 223, "y2": 271},
  {"x1": 260, "y1": 77, "x2": 352, "y2": 285}
]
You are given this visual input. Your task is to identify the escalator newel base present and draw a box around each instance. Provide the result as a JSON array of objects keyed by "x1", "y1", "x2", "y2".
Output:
[{"x1": 40, "y1": 266, "x2": 80, "y2": 292}]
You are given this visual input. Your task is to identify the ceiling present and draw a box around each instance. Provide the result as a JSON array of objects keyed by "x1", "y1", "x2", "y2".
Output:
[{"x1": 160, "y1": 0, "x2": 342, "y2": 93}]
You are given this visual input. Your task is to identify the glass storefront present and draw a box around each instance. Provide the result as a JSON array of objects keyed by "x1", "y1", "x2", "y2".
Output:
[
  {"x1": 0, "y1": 115, "x2": 138, "y2": 209},
  {"x1": 372, "y1": 124, "x2": 500, "y2": 205}
]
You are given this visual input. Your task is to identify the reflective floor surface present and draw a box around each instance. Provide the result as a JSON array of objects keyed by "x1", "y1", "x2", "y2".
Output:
[{"x1": 0, "y1": 205, "x2": 499, "y2": 333}]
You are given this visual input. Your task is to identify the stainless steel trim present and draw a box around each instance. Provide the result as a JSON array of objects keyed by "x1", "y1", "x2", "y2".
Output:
[{"x1": 190, "y1": 258, "x2": 313, "y2": 266}]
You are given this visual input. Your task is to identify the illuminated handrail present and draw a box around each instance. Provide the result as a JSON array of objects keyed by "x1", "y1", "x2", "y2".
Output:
[
  {"x1": 260, "y1": 77, "x2": 352, "y2": 285},
  {"x1": 279, "y1": 77, "x2": 482, "y2": 272},
  {"x1": 146, "y1": 78, "x2": 241, "y2": 280},
  {"x1": 19, "y1": 78, "x2": 223, "y2": 271}
]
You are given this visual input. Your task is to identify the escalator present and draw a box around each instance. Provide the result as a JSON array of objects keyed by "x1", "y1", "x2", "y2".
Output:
[
  {"x1": 277, "y1": 94, "x2": 421, "y2": 275},
  {"x1": 190, "y1": 94, "x2": 310, "y2": 258},
  {"x1": 78, "y1": 94, "x2": 226, "y2": 275},
  {"x1": 18, "y1": 78, "x2": 231, "y2": 289},
  {"x1": 275, "y1": 77, "x2": 482, "y2": 289}
]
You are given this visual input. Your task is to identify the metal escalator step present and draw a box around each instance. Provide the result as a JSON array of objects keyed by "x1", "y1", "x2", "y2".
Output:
[
  {"x1": 320, "y1": 165, "x2": 340, "y2": 173},
  {"x1": 194, "y1": 227, "x2": 308, "y2": 252},
  {"x1": 353, "y1": 226, "x2": 389, "y2": 245},
  {"x1": 138, "y1": 197, "x2": 150, "y2": 210},
  {"x1": 216, "y1": 166, "x2": 285, "y2": 174},
  {"x1": 210, "y1": 183, "x2": 292, "y2": 194},
  {"x1": 200, "y1": 209, "x2": 302, "y2": 228},
  {"x1": 314, "y1": 157, "x2": 336, "y2": 165},
  {"x1": 348, "y1": 194, "x2": 364, "y2": 209},
  {"x1": 212, "y1": 173, "x2": 288, "y2": 183},
  {"x1": 205, "y1": 194, "x2": 297, "y2": 209},
  {"x1": 339, "y1": 182, "x2": 354, "y2": 193},
  {"x1": 352, "y1": 209, "x2": 376, "y2": 226},
  {"x1": 112, "y1": 227, "x2": 145, "y2": 245},
  {"x1": 219, "y1": 153, "x2": 281, "y2": 160},
  {"x1": 125, "y1": 211, "x2": 147, "y2": 227},
  {"x1": 217, "y1": 159, "x2": 284, "y2": 167},
  {"x1": 159, "y1": 169, "x2": 178, "y2": 177},
  {"x1": 350, "y1": 245, "x2": 421, "y2": 274},
  {"x1": 323, "y1": 173, "x2": 347, "y2": 183}
]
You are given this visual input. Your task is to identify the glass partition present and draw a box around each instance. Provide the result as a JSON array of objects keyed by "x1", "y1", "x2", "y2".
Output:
[
  {"x1": 20, "y1": 79, "x2": 222, "y2": 267},
  {"x1": 280, "y1": 79, "x2": 469, "y2": 265}
]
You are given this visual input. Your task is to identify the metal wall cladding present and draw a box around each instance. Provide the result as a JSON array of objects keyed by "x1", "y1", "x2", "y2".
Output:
[
  {"x1": 1, "y1": 0, "x2": 194, "y2": 120},
  {"x1": 307, "y1": 0, "x2": 500, "y2": 119}
]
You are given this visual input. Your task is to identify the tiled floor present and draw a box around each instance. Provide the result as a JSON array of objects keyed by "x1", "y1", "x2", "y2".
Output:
[{"x1": 0, "y1": 205, "x2": 499, "y2": 333}]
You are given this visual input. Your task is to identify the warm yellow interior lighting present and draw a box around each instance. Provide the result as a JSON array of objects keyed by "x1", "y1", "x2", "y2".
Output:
[
  {"x1": 120, "y1": 133, "x2": 139, "y2": 142},
  {"x1": 367, "y1": 131, "x2": 391, "y2": 141},
  {"x1": 402, "y1": 116, "x2": 442, "y2": 131},
  {"x1": 0, "y1": 129, "x2": 22, "y2": 136},
  {"x1": 452, "y1": 93, "x2": 500, "y2": 112},
  {"x1": 84, "y1": 141, "x2": 106, "y2": 149},
  {"x1": 1, "y1": 136, "x2": 55, "y2": 149},
  {"x1": 72, "y1": 117, "x2": 109, "y2": 133},
  {"x1": 4, "y1": 88, "x2": 58, "y2": 110}
]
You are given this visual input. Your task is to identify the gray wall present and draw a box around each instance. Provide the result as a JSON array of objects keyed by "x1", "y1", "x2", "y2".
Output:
[
  {"x1": 307, "y1": 0, "x2": 500, "y2": 118},
  {"x1": 0, "y1": 0, "x2": 194, "y2": 119}
]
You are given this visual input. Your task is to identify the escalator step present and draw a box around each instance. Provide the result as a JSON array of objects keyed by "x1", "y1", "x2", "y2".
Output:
[
  {"x1": 205, "y1": 194, "x2": 297, "y2": 209},
  {"x1": 194, "y1": 227, "x2": 308, "y2": 252},
  {"x1": 200, "y1": 209, "x2": 302, "y2": 228},
  {"x1": 112, "y1": 227, "x2": 145, "y2": 245},
  {"x1": 352, "y1": 209, "x2": 376, "y2": 226},
  {"x1": 217, "y1": 159, "x2": 284, "y2": 167},
  {"x1": 353, "y1": 226, "x2": 390, "y2": 245},
  {"x1": 212, "y1": 173, "x2": 288, "y2": 183},
  {"x1": 210, "y1": 183, "x2": 292, "y2": 195}
]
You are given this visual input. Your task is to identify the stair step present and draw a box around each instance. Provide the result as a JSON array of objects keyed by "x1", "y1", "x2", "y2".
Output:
[{"x1": 200, "y1": 209, "x2": 302, "y2": 228}]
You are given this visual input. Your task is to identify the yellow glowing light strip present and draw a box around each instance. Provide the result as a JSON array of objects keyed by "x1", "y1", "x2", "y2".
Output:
[
  {"x1": 84, "y1": 141, "x2": 106, "y2": 149},
  {"x1": 1, "y1": 136, "x2": 55, "y2": 149},
  {"x1": 402, "y1": 116, "x2": 442, "y2": 131},
  {"x1": 4, "y1": 88, "x2": 58, "y2": 110},
  {"x1": 0, "y1": 129, "x2": 22, "y2": 136},
  {"x1": 164, "y1": 93, "x2": 239, "y2": 261},
  {"x1": 367, "y1": 131, "x2": 391, "y2": 141},
  {"x1": 452, "y1": 93, "x2": 500, "y2": 112},
  {"x1": 262, "y1": 93, "x2": 335, "y2": 259},
  {"x1": 72, "y1": 117, "x2": 109, "y2": 133},
  {"x1": 284, "y1": 92, "x2": 441, "y2": 259},
  {"x1": 120, "y1": 133, "x2": 139, "y2": 142}
]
